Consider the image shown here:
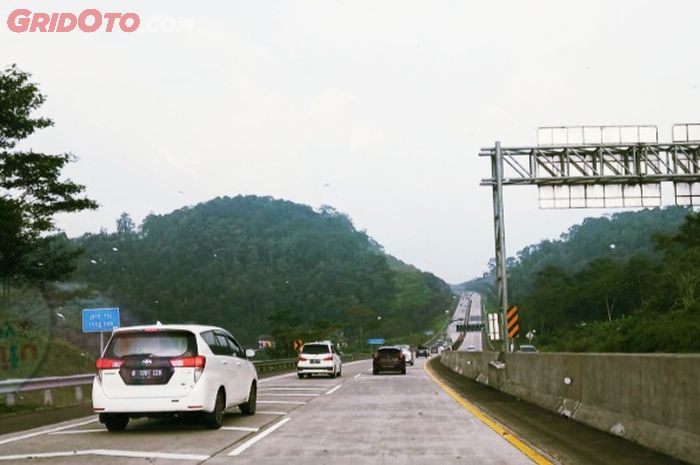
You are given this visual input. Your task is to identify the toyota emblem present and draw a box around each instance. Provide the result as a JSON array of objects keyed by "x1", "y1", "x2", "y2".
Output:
[{"x1": 141, "y1": 359, "x2": 153, "y2": 366}]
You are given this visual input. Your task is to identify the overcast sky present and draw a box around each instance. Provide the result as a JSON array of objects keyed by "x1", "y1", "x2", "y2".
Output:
[{"x1": 3, "y1": 0, "x2": 699, "y2": 283}]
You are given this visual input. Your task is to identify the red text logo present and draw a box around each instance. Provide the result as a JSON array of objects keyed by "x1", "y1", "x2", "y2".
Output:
[{"x1": 7, "y1": 9, "x2": 140, "y2": 33}]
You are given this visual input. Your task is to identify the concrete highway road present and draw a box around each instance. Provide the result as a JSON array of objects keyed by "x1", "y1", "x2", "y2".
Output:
[
  {"x1": 458, "y1": 293, "x2": 485, "y2": 352},
  {"x1": 0, "y1": 359, "x2": 544, "y2": 465}
]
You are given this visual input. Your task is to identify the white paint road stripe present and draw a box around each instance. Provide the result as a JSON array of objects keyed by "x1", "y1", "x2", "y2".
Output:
[
  {"x1": 0, "y1": 449, "x2": 209, "y2": 461},
  {"x1": 325, "y1": 385, "x2": 341, "y2": 395},
  {"x1": 258, "y1": 387, "x2": 325, "y2": 391},
  {"x1": 258, "y1": 393, "x2": 320, "y2": 397},
  {"x1": 257, "y1": 400, "x2": 307, "y2": 405},
  {"x1": 220, "y1": 426, "x2": 260, "y2": 432},
  {"x1": 228, "y1": 418, "x2": 292, "y2": 457},
  {"x1": 49, "y1": 429, "x2": 105, "y2": 435},
  {"x1": 353, "y1": 373, "x2": 362, "y2": 379},
  {"x1": 0, "y1": 418, "x2": 97, "y2": 446},
  {"x1": 255, "y1": 411, "x2": 288, "y2": 415}
]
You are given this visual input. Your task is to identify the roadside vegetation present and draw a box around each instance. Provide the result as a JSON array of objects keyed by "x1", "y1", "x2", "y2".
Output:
[{"x1": 460, "y1": 207, "x2": 700, "y2": 352}]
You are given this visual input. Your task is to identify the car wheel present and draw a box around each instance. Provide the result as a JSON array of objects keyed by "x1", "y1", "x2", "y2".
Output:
[
  {"x1": 298, "y1": 373, "x2": 304, "y2": 379},
  {"x1": 240, "y1": 382, "x2": 257, "y2": 416},
  {"x1": 373, "y1": 369, "x2": 379, "y2": 375},
  {"x1": 103, "y1": 414, "x2": 128, "y2": 432},
  {"x1": 401, "y1": 367, "x2": 407, "y2": 375},
  {"x1": 204, "y1": 389, "x2": 225, "y2": 429},
  {"x1": 338, "y1": 366, "x2": 342, "y2": 377},
  {"x1": 330, "y1": 369, "x2": 336, "y2": 379}
]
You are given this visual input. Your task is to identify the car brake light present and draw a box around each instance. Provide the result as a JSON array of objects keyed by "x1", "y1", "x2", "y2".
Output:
[
  {"x1": 170, "y1": 355, "x2": 206, "y2": 382},
  {"x1": 322, "y1": 355, "x2": 333, "y2": 361},
  {"x1": 144, "y1": 327, "x2": 160, "y2": 332},
  {"x1": 95, "y1": 358, "x2": 123, "y2": 383},
  {"x1": 96, "y1": 358, "x2": 123, "y2": 369},
  {"x1": 169, "y1": 356, "x2": 206, "y2": 368},
  {"x1": 298, "y1": 356, "x2": 307, "y2": 362}
]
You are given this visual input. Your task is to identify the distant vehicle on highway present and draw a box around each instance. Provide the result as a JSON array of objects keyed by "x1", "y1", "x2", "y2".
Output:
[
  {"x1": 416, "y1": 346, "x2": 429, "y2": 358},
  {"x1": 373, "y1": 346, "x2": 406, "y2": 375},
  {"x1": 297, "y1": 341, "x2": 342, "y2": 378},
  {"x1": 92, "y1": 323, "x2": 258, "y2": 432},
  {"x1": 398, "y1": 344, "x2": 414, "y2": 366},
  {"x1": 430, "y1": 346, "x2": 439, "y2": 355},
  {"x1": 518, "y1": 344, "x2": 538, "y2": 353},
  {"x1": 465, "y1": 345, "x2": 478, "y2": 352}
]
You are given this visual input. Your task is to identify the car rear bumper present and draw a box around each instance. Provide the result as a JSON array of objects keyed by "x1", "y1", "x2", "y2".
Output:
[
  {"x1": 297, "y1": 362, "x2": 335, "y2": 374},
  {"x1": 91, "y1": 378, "x2": 217, "y2": 414},
  {"x1": 373, "y1": 361, "x2": 405, "y2": 371}
]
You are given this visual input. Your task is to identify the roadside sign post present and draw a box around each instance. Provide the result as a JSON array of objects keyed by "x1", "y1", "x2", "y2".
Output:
[
  {"x1": 82, "y1": 308, "x2": 121, "y2": 354},
  {"x1": 366, "y1": 338, "x2": 385, "y2": 356},
  {"x1": 293, "y1": 339, "x2": 304, "y2": 353}
]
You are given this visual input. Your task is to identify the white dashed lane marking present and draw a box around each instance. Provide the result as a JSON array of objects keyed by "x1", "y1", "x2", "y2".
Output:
[
  {"x1": 48, "y1": 429, "x2": 105, "y2": 435},
  {"x1": 0, "y1": 418, "x2": 96, "y2": 446},
  {"x1": 325, "y1": 385, "x2": 341, "y2": 395},
  {"x1": 220, "y1": 426, "x2": 260, "y2": 432},
  {"x1": 228, "y1": 418, "x2": 292, "y2": 457},
  {"x1": 257, "y1": 400, "x2": 307, "y2": 405}
]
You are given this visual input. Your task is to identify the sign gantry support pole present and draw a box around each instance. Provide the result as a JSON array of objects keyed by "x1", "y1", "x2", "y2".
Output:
[{"x1": 491, "y1": 141, "x2": 510, "y2": 353}]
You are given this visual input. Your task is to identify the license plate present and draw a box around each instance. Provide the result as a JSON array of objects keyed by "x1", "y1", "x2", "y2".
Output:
[
  {"x1": 131, "y1": 369, "x2": 163, "y2": 378},
  {"x1": 310, "y1": 359, "x2": 320, "y2": 364}
]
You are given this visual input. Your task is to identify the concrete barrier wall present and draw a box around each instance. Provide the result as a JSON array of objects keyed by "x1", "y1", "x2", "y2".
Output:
[{"x1": 439, "y1": 351, "x2": 700, "y2": 464}]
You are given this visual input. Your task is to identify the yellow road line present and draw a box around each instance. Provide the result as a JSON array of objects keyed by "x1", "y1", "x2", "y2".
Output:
[{"x1": 424, "y1": 360, "x2": 554, "y2": 465}]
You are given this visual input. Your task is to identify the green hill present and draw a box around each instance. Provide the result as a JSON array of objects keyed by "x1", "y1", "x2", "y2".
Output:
[
  {"x1": 458, "y1": 206, "x2": 700, "y2": 352},
  {"x1": 71, "y1": 196, "x2": 453, "y2": 350}
]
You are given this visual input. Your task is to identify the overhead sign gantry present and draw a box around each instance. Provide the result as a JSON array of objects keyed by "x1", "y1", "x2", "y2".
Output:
[{"x1": 480, "y1": 124, "x2": 700, "y2": 352}]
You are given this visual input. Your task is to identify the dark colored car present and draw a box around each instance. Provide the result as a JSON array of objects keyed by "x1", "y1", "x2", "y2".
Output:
[
  {"x1": 416, "y1": 346, "x2": 429, "y2": 358},
  {"x1": 373, "y1": 346, "x2": 406, "y2": 375}
]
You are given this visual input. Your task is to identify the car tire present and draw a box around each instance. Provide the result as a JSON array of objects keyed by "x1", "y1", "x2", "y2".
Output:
[
  {"x1": 401, "y1": 367, "x2": 407, "y2": 375},
  {"x1": 103, "y1": 414, "x2": 128, "y2": 432},
  {"x1": 240, "y1": 382, "x2": 257, "y2": 416},
  {"x1": 204, "y1": 389, "x2": 225, "y2": 429},
  {"x1": 373, "y1": 369, "x2": 379, "y2": 375},
  {"x1": 338, "y1": 366, "x2": 342, "y2": 377},
  {"x1": 330, "y1": 370, "x2": 336, "y2": 378},
  {"x1": 298, "y1": 373, "x2": 304, "y2": 379}
]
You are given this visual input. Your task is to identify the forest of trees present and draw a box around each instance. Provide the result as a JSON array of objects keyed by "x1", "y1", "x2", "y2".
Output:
[
  {"x1": 72, "y1": 196, "x2": 454, "y2": 352},
  {"x1": 460, "y1": 207, "x2": 700, "y2": 352}
]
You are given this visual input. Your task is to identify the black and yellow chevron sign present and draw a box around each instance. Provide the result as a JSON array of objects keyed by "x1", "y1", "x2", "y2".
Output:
[{"x1": 506, "y1": 305, "x2": 519, "y2": 338}]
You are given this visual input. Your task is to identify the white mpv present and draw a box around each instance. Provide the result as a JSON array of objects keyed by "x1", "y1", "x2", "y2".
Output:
[{"x1": 92, "y1": 324, "x2": 258, "y2": 431}]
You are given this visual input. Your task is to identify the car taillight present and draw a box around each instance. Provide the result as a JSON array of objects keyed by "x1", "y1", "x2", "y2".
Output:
[
  {"x1": 170, "y1": 356, "x2": 206, "y2": 382},
  {"x1": 169, "y1": 356, "x2": 206, "y2": 368},
  {"x1": 298, "y1": 356, "x2": 308, "y2": 362},
  {"x1": 322, "y1": 355, "x2": 333, "y2": 361},
  {"x1": 399, "y1": 353, "x2": 405, "y2": 359},
  {"x1": 95, "y1": 358, "x2": 123, "y2": 383},
  {"x1": 96, "y1": 358, "x2": 123, "y2": 369}
]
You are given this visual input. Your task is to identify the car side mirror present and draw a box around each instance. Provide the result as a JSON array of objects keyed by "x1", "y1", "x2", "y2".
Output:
[{"x1": 245, "y1": 349, "x2": 256, "y2": 358}]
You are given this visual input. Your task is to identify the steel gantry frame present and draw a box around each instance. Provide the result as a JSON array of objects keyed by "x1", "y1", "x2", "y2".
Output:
[{"x1": 479, "y1": 124, "x2": 700, "y2": 352}]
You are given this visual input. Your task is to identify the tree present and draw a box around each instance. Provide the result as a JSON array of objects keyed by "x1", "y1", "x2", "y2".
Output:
[
  {"x1": 0, "y1": 64, "x2": 97, "y2": 295},
  {"x1": 116, "y1": 213, "x2": 135, "y2": 236}
]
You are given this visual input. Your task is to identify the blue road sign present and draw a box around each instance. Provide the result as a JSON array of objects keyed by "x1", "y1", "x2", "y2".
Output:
[
  {"x1": 82, "y1": 308, "x2": 120, "y2": 333},
  {"x1": 367, "y1": 338, "x2": 385, "y2": 345}
]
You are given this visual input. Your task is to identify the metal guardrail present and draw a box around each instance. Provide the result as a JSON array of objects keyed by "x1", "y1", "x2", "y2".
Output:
[
  {"x1": 0, "y1": 374, "x2": 95, "y2": 395},
  {"x1": 0, "y1": 355, "x2": 368, "y2": 407}
]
